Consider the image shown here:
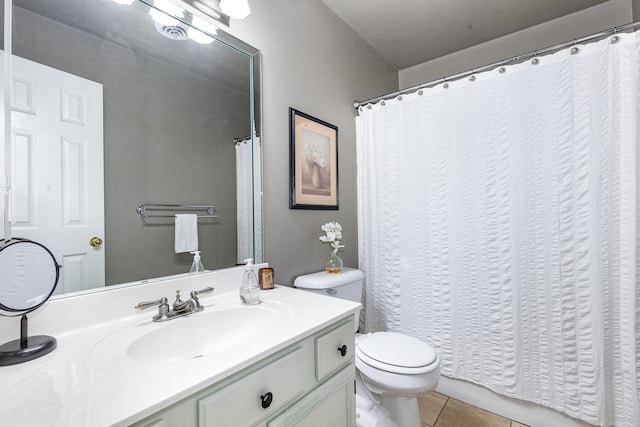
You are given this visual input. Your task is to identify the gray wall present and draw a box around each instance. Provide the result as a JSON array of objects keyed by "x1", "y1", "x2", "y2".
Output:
[
  {"x1": 634, "y1": 0, "x2": 640, "y2": 19},
  {"x1": 13, "y1": 7, "x2": 248, "y2": 284},
  {"x1": 399, "y1": 0, "x2": 633, "y2": 88},
  {"x1": 226, "y1": 0, "x2": 398, "y2": 286}
]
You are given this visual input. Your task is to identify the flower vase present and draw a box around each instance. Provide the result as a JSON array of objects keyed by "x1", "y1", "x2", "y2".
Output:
[
  {"x1": 311, "y1": 164, "x2": 322, "y2": 189},
  {"x1": 325, "y1": 251, "x2": 343, "y2": 274}
]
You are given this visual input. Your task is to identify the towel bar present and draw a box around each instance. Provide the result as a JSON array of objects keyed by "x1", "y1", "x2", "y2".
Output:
[{"x1": 136, "y1": 203, "x2": 217, "y2": 219}]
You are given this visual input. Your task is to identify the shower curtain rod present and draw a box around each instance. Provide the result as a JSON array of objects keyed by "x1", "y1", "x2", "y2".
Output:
[{"x1": 353, "y1": 20, "x2": 640, "y2": 109}]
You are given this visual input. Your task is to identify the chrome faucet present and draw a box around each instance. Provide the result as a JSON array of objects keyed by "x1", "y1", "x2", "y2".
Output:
[
  {"x1": 172, "y1": 290, "x2": 193, "y2": 313},
  {"x1": 135, "y1": 286, "x2": 215, "y2": 322}
]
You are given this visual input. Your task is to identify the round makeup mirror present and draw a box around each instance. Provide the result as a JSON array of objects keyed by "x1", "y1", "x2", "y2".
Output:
[{"x1": 0, "y1": 238, "x2": 60, "y2": 365}]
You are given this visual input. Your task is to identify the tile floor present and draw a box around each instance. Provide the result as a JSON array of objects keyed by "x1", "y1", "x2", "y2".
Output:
[{"x1": 418, "y1": 392, "x2": 529, "y2": 427}]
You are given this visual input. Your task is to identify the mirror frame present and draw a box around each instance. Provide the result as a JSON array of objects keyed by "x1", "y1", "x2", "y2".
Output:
[{"x1": 1, "y1": 0, "x2": 263, "y2": 296}]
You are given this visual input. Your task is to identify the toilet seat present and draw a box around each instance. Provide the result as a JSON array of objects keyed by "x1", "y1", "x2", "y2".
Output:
[{"x1": 356, "y1": 332, "x2": 438, "y2": 375}]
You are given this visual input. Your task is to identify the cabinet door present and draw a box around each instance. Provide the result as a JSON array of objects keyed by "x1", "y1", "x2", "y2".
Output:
[
  {"x1": 315, "y1": 319, "x2": 354, "y2": 381},
  {"x1": 199, "y1": 345, "x2": 313, "y2": 427},
  {"x1": 267, "y1": 364, "x2": 355, "y2": 427}
]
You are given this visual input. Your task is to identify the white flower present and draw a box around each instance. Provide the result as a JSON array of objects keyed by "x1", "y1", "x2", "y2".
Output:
[
  {"x1": 319, "y1": 221, "x2": 345, "y2": 254},
  {"x1": 306, "y1": 143, "x2": 329, "y2": 170}
]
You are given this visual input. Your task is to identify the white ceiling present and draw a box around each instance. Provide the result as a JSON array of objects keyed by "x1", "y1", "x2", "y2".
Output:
[{"x1": 323, "y1": 0, "x2": 609, "y2": 70}]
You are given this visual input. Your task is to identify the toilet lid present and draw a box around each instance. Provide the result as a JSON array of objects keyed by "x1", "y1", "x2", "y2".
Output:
[{"x1": 357, "y1": 332, "x2": 437, "y2": 372}]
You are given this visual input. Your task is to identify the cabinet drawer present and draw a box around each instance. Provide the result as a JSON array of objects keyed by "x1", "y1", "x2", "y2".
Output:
[
  {"x1": 198, "y1": 345, "x2": 313, "y2": 427},
  {"x1": 315, "y1": 319, "x2": 354, "y2": 381}
]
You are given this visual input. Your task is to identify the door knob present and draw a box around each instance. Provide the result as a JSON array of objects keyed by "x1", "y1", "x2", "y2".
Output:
[{"x1": 89, "y1": 236, "x2": 103, "y2": 247}]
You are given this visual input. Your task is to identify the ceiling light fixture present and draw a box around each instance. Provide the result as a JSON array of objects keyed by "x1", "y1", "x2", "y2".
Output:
[
  {"x1": 219, "y1": 0, "x2": 250, "y2": 19},
  {"x1": 112, "y1": 0, "x2": 135, "y2": 4},
  {"x1": 149, "y1": 0, "x2": 185, "y2": 27},
  {"x1": 182, "y1": 0, "x2": 230, "y2": 27}
]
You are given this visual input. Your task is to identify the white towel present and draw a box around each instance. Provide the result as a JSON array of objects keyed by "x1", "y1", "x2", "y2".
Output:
[{"x1": 174, "y1": 214, "x2": 199, "y2": 253}]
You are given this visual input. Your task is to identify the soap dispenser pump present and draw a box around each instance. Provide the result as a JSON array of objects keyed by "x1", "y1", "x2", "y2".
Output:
[
  {"x1": 239, "y1": 258, "x2": 260, "y2": 305},
  {"x1": 189, "y1": 251, "x2": 205, "y2": 274}
]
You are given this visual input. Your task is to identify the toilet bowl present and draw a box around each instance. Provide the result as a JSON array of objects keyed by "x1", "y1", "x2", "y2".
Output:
[
  {"x1": 354, "y1": 331, "x2": 440, "y2": 427},
  {"x1": 294, "y1": 268, "x2": 441, "y2": 427}
]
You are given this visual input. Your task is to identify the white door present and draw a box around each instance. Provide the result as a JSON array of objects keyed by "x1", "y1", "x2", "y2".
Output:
[{"x1": 10, "y1": 54, "x2": 105, "y2": 294}]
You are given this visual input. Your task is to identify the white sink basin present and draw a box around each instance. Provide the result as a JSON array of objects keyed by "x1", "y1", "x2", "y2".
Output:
[{"x1": 90, "y1": 300, "x2": 291, "y2": 365}]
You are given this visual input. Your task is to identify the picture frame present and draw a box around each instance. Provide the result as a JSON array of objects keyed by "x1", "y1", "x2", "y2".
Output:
[{"x1": 289, "y1": 108, "x2": 339, "y2": 210}]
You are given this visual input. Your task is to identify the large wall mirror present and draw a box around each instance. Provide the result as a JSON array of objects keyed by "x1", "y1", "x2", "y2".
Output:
[{"x1": 1, "y1": 0, "x2": 262, "y2": 296}]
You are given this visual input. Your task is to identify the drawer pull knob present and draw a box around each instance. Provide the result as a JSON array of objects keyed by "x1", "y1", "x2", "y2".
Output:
[
  {"x1": 338, "y1": 344, "x2": 348, "y2": 357},
  {"x1": 260, "y1": 392, "x2": 273, "y2": 409}
]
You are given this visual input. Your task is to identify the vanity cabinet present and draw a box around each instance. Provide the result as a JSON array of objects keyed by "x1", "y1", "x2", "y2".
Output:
[
  {"x1": 132, "y1": 317, "x2": 355, "y2": 427},
  {"x1": 267, "y1": 366, "x2": 353, "y2": 427}
]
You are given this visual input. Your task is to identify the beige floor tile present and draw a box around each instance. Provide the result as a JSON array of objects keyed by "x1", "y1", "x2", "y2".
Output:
[
  {"x1": 434, "y1": 398, "x2": 511, "y2": 427},
  {"x1": 511, "y1": 422, "x2": 529, "y2": 427},
  {"x1": 418, "y1": 391, "x2": 448, "y2": 426}
]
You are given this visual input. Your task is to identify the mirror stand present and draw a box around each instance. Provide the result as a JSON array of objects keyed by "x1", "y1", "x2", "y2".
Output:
[{"x1": 0, "y1": 314, "x2": 57, "y2": 366}]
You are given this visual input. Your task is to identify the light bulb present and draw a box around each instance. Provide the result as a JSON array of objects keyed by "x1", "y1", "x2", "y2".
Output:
[
  {"x1": 219, "y1": 0, "x2": 250, "y2": 19},
  {"x1": 188, "y1": 28, "x2": 214, "y2": 44},
  {"x1": 149, "y1": 0, "x2": 185, "y2": 26},
  {"x1": 188, "y1": 15, "x2": 216, "y2": 44},
  {"x1": 149, "y1": 8, "x2": 179, "y2": 27}
]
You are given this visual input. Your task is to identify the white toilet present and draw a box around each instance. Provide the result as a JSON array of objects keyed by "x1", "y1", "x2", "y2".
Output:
[{"x1": 294, "y1": 268, "x2": 441, "y2": 427}]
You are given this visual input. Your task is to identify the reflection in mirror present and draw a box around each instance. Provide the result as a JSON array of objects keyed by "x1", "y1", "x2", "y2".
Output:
[
  {"x1": 1, "y1": 0, "x2": 5, "y2": 242},
  {"x1": 0, "y1": 238, "x2": 59, "y2": 365},
  {"x1": 3, "y1": 0, "x2": 262, "y2": 296},
  {"x1": 0, "y1": 239, "x2": 59, "y2": 313}
]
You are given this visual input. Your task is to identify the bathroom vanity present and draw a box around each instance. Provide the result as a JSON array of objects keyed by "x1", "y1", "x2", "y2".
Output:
[
  {"x1": 0, "y1": 266, "x2": 360, "y2": 427},
  {"x1": 132, "y1": 315, "x2": 355, "y2": 427}
]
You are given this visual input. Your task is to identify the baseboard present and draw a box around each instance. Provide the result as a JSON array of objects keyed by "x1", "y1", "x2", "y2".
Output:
[{"x1": 435, "y1": 376, "x2": 597, "y2": 427}]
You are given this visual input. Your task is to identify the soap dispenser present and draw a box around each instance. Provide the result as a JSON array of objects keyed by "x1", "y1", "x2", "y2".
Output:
[
  {"x1": 239, "y1": 258, "x2": 260, "y2": 305},
  {"x1": 189, "y1": 251, "x2": 205, "y2": 274}
]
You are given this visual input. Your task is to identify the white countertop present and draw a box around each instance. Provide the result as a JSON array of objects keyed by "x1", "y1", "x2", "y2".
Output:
[{"x1": 0, "y1": 282, "x2": 359, "y2": 427}]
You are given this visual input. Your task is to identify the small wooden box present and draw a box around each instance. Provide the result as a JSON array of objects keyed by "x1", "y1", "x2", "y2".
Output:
[{"x1": 259, "y1": 267, "x2": 274, "y2": 290}]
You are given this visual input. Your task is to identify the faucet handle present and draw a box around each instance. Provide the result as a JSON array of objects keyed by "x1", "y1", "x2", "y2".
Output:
[
  {"x1": 135, "y1": 297, "x2": 169, "y2": 311},
  {"x1": 135, "y1": 297, "x2": 171, "y2": 322},
  {"x1": 189, "y1": 287, "x2": 214, "y2": 312},
  {"x1": 191, "y1": 286, "x2": 214, "y2": 297}
]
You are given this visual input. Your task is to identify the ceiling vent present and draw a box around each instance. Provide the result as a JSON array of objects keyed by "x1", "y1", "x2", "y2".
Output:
[{"x1": 154, "y1": 21, "x2": 189, "y2": 41}]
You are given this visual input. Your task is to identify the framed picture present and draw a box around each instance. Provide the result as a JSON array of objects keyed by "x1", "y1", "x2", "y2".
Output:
[{"x1": 289, "y1": 108, "x2": 339, "y2": 210}]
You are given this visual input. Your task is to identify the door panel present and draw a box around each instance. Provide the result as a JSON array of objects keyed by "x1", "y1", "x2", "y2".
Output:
[{"x1": 10, "y1": 55, "x2": 104, "y2": 293}]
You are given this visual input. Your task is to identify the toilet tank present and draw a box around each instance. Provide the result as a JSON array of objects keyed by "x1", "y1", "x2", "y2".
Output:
[{"x1": 294, "y1": 268, "x2": 364, "y2": 332}]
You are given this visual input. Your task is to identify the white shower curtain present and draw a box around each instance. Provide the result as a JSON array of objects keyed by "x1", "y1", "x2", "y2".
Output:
[
  {"x1": 235, "y1": 137, "x2": 262, "y2": 263},
  {"x1": 356, "y1": 33, "x2": 640, "y2": 426}
]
